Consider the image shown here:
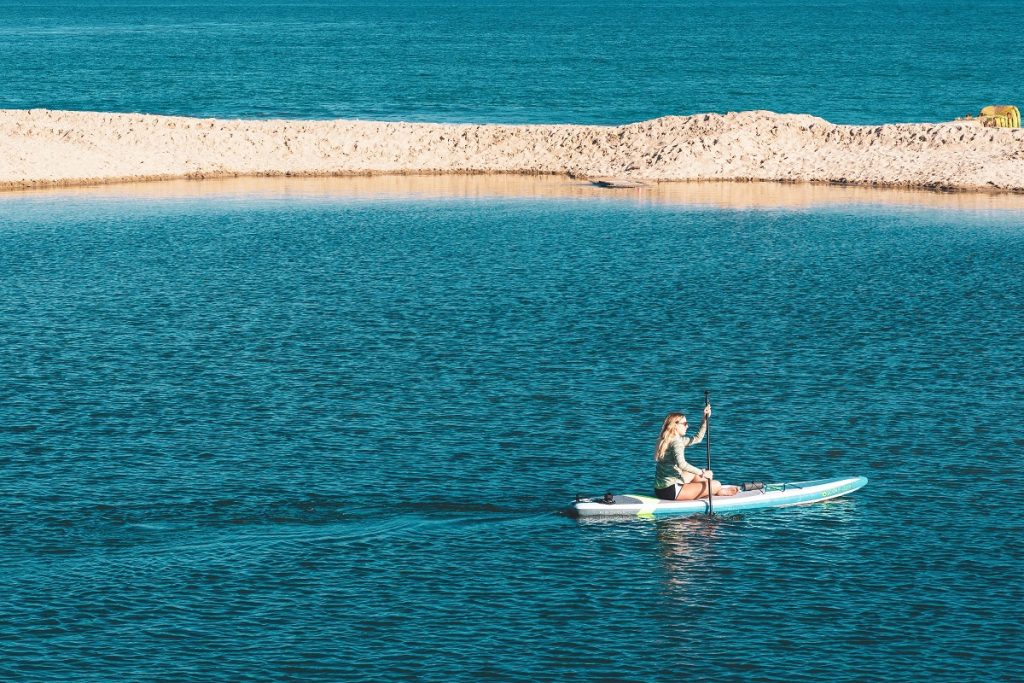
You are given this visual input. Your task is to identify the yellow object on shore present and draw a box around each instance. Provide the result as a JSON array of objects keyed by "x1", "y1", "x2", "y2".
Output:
[{"x1": 978, "y1": 105, "x2": 1021, "y2": 128}]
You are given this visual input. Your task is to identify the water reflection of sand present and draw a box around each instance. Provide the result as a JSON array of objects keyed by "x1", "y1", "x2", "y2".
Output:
[{"x1": 6, "y1": 174, "x2": 1024, "y2": 212}]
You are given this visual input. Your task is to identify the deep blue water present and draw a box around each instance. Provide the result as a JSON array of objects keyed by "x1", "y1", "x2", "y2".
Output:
[
  {"x1": 2, "y1": 0, "x2": 1024, "y2": 680},
  {"x1": 1, "y1": 191, "x2": 1023, "y2": 681},
  {"x1": 1, "y1": 0, "x2": 1022, "y2": 124}
]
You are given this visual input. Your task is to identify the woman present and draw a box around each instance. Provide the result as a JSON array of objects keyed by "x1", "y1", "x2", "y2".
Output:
[{"x1": 654, "y1": 404, "x2": 739, "y2": 500}]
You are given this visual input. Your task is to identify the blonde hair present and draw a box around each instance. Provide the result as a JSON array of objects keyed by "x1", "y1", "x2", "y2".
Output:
[{"x1": 654, "y1": 412, "x2": 686, "y2": 461}]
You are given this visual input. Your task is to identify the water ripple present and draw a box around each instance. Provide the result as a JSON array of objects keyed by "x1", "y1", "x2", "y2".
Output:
[{"x1": 1, "y1": 197, "x2": 1022, "y2": 680}]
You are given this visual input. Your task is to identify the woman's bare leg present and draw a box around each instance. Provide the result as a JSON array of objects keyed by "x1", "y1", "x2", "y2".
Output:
[
  {"x1": 676, "y1": 477, "x2": 739, "y2": 500},
  {"x1": 704, "y1": 479, "x2": 739, "y2": 497},
  {"x1": 714, "y1": 481, "x2": 740, "y2": 496},
  {"x1": 675, "y1": 478, "x2": 711, "y2": 500}
]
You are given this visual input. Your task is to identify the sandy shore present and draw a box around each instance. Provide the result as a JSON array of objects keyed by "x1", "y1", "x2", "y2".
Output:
[{"x1": 2, "y1": 109, "x2": 1023, "y2": 193}]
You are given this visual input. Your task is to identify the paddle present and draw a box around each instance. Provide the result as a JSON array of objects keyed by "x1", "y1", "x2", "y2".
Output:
[{"x1": 704, "y1": 389, "x2": 713, "y2": 515}]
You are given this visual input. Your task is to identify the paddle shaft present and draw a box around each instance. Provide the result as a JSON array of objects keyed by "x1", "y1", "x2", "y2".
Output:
[{"x1": 705, "y1": 390, "x2": 713, "y2": 514}]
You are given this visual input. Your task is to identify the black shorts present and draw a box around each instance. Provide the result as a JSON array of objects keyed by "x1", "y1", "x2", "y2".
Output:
[{"x1": 655, "y1": 483, "x2": 681, "y2": 500}]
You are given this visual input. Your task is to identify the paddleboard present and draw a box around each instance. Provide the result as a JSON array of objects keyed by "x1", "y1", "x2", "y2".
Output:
[{"x1": 570, "y1": 476, "x2": 867, "y2": 518}]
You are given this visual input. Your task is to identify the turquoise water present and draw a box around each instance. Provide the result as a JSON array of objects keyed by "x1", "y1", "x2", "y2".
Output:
[
  {"x1": 1, "y1": 0, "x2": 1022, "y2": 124},
  {"x1": 2, "y1": 192, "x2": 1022, "y2": 680},
  {"x1": 3, "y1": 0, "x2": 1024, "y2": 680}
]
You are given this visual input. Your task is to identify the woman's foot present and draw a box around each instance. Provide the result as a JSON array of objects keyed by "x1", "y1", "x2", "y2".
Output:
[{"x1": 716, "y1": 485, "x2": 740, "y2": 496}]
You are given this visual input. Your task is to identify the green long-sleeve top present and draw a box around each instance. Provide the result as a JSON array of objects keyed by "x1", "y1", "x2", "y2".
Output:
[{"x1": 654, "y1": 423, "x2": 707, "y2": 489}]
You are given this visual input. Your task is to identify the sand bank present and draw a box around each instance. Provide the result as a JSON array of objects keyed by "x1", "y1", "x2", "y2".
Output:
[{"x1": 2, "y1": 109, "x2": 1023, "y2": 194}]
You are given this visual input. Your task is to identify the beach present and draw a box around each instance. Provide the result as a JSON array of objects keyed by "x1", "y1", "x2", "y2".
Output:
[{"x1": 3, "y1": 108, "x2": 1023, "y2": 194}]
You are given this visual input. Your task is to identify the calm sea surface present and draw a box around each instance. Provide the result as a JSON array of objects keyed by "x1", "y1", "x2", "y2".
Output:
[
  {"x1": 1, "y1": 0, "x2": 1022, "y2": 124},
  {"x1": 1, "y1": 191, "x2": 1022, "y2": 681},
  {"x1": 2, "y1": 1, "x2": 1024, "y2": 681}
]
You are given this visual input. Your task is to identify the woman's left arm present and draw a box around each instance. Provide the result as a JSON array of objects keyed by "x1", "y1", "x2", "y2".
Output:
[{"x1": 683, "y1": 419, "x2": 707, "y2": 447}]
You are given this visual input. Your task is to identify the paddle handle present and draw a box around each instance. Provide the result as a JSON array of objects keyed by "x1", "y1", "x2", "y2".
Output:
[{"x1": 704, "y1": 389, "x2": 713, "y2": 514}]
